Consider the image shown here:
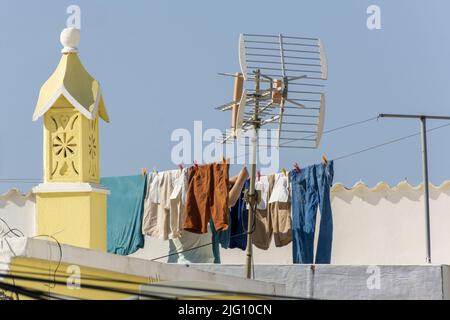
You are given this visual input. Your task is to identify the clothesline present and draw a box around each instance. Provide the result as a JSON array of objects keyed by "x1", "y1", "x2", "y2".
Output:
[
  {"x1": 230, "y1": 116, "x2": 450, "y2": 164},
  {"x1": 3, "y1": 116, "x2": 450, "y2": 184},
  {"x1": 102, "y1": 159, "x2": 334, "y2": 265}
]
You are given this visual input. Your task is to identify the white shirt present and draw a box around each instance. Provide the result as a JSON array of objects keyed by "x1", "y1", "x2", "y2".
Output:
[
  {"x1": 255, "y1": 176, "x2": 270, "y2": 210},
  {"x1": 268, "y1": 173, "x2": 290, "y2": 203}
]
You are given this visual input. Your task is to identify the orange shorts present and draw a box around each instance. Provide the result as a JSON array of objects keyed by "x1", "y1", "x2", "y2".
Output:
[{"x1": 183, "y1": 163, "x2": 229, "y2": 234}]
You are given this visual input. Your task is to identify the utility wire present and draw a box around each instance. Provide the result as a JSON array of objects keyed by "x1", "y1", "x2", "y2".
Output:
[
  {"x1": 231, "y1": 116, "x2": 379, "y2": 162},
  {"x1": 280, "y1": 115, "x2": 379, "y2": 147},
  {"x1": 0, "y1": 270, "x2": 304, "y2": 300},
  {"x1": 231, "y1": 116, "x2": 450, "y2": 164},
  {"x1": 0, "y1": 216, "x2": 300, "y2": 300},
  {"x1": 333, "y1": 122, "x2": 450, "y2": 162},
  {"x1": 32, "y1": 235, "x2": 63, "y2": 290}
]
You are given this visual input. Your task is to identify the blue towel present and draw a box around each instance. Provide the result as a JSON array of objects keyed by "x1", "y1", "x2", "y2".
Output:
[{"x1": 101, "y1": 175, "x2": 146, "y2": 255}]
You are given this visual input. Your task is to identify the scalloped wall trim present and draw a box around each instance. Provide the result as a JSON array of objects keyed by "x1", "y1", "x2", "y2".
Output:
[
  {"x1": 0, "y1": 189, "x2": 35, "y2": 201},
  {"x1": 331, "y1": 180, "x2": 450, "y2": 193},
  {"x1": 1, "y1": 180, "x2": 449, "y2": 202}
]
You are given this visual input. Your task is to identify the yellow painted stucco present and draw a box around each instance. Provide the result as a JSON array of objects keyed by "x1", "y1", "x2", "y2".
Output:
[
  {"x1": 34, "y1": 49, "x2": 109, "y2": 252},
  {"x1": 43, "y1": 96, "x2": 100, "y2": 183},
  {"x1": 36, "y1": 192, "x2": 106, "y2": 251},
  {"x1": 4, "y1": 257, "x2": 154, "y2": 300},
  {"x1": 1, "y1": 257, "x2": 262, "y2": 300},
  {"x1": 33, "y1": 53, "x2": 109, "y2": 122}
]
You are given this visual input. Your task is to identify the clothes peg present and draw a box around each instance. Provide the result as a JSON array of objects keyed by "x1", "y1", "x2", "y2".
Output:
[
  {"x1": 257, "y1": 169, "x2": 261, "y2": 181},
  {"x1": 281, "y1": 168, "x2": 287, "y2": 177},
  {"x1": 178, "y1": 164, "x2": 184, "y2": 171},
  {"x1": 221, "y1": 154, "x2": 227, "y2": 164},
  {"x1": 141, "y1": 168, "x2": 148, "y2": 176},
  {"x1": 293, "y1": 163, "x2": 301, "y2": 174},
  {"x1": 322, "y1": 155, "x2": 328, "y2": 166},
  {"x1": 152, "y1": 167, "x2": 158, "y2": 175},
  {"x1": 192, "y1": 160, "x2": 199, "y2": 171}
]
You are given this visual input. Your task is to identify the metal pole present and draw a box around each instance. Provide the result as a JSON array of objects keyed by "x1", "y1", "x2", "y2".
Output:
[
  {"x1": 420, "y1": 117, "x2": 432, "y2": 263},
  {"x1": 378, "y1": 113, "x2": 445, "y2": 264},
  {"x1": 245, "y1": 69, "x2": 260, "y2": 279}
]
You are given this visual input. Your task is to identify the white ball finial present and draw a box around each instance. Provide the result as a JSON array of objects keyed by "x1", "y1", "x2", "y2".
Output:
[{"x1": 60, "y1": 27, "x2": 80, "y2": 53}]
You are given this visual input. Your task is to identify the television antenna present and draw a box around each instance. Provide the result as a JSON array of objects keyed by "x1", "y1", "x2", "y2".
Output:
[{"x1": 216, "y1": 33, "x2": 329, "y2": 278}]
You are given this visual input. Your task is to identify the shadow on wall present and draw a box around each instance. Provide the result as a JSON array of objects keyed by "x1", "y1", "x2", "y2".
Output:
[
  {"x1": 331, "y1": 181, "x2": 450, "y2": 206},
  {"x1": 0, "y1": 189, "x2": 35, "y2": 209}
]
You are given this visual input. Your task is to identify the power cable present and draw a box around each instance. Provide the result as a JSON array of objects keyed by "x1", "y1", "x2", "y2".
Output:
[
  {"x1": 333, "y1": 122, "x2": 450, "y2": 162},
  {"x1": 0, "y1": 217, "x2": 25, "y2": 238},
  {"x1": 0, "y1": 270, "x2": 304, "y2": 300},
  {"x1": 231, "y1": 115, "x2": 379, "y2": 162},
  {"x1": 32, "y1": 235, "x2": 63, "y2": 290}
]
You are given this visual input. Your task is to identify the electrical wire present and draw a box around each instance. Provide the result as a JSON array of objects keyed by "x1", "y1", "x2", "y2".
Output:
[
  {"x1": 0, "y1": 280, "x2": 65, "y2": 300},
  {"x1": 231, "y1": 116, "x2": 450, "y2": 165},
  {"x1": 151, "y1": 183, "x2": 259, "y2": 263},
  {"x1": 0, "y1": 217, "x2": 25, "y2": 238},
  {"x1": 0, "y1": 179, "x2": 41, "y2": 183},
  {"x1": 0, "y1": 218, "x2": 303, "y2": 300},
  {"x1": 4, "y1": 116, "x2": 449, "y2": 299},
  {"x1": 0, "y1": 217, "x2": 25, "y2": 300},
  {"x1": 32, "y1": 235, "x2": 63, "y2": 290},
  {"x1": 0, "y1": 269, "x2": 305, "y2": 300},
  {"x1": 151, "y1": 228, "x2": 255, "y2": 262},
  {"x1": 0, "y1": 272, "x2": 171, "y2": 300},
  {"x1": 2, "y1": 238, "x2": 20, "y2": 300},
  {"x1": 231, "y1": 115, "x2": 379, "y2": 163},
  {"x1": 280, "y1": 115, "x2": 379, "y2": 148},
  {"x1": 332, "y1": 122, "x2": 450, "y2": 162}
]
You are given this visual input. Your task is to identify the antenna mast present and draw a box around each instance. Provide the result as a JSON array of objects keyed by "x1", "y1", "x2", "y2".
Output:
[{"x1": 216, "y1": 33, "x2": 329, "y2": 278}]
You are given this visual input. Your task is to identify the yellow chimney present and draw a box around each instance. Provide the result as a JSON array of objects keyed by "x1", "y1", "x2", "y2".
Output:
[{"x1": 32, "y1": 28, "x2": 109, "y2": 251}]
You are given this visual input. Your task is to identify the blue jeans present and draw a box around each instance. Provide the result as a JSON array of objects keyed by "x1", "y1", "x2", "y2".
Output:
[
  {"x1": 290, "y1": 161, "x2": 334, "y2": 264},
  {"x1": 211, "y1": 180, "x2": 249, "y2": 263},
  {"x1": 229, "y1": 180, "x2": 249, "y2": 251}
]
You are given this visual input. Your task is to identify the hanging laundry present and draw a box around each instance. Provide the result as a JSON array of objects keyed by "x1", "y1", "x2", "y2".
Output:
[
  {"x1": 211, "y1": 218, "x2": 229, "y2": 263},
  {"x1": 168, "y1": 226, "x2": 215, "y2": 264},
  {"x1": 228, "y1": 179, "x2": 250, "y2": 250},
  {"x1": 211, "y1": 167, "x2": 249, "y2": 260},
  {"x1": 253, "y1": 175, "x2": 275, "y2": 250},
  {"x1": 169, "y1": 168, "x2": 189, "y2": 238},
  {"x1": 228, "y1": 167, "x2": 249, "y2": 208},
  {"x1": 252, "y1": 173, "x2": 292, "y2": 249},
  {"x1": 290, "y1": 161, "x2": 334, "y2": 264},
  {"x1": 101, "y1": 175, "x2": 146, "y2": 255},
  {"x1": 142, "y1": 169, "x2": 187, "y2": 240},
  {"x1": 184, "y1": 163, "x2": 229, "y2": 234},
  {"x1": 268, "y1": 173, "x2": 293, "y2": 247}
]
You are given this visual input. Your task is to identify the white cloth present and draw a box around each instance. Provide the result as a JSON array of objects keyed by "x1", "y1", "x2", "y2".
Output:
[
  {"x1": 170, "y1": 168, "x2": 188, "y2": 204},
  {"x1": 169, "y1": 168, "x2": 188, "y2": 239},
  {"x1": 255, "y1": 176, "x2": 270, "y2": 210},
  {"x1": 143, "y1": 169, "x2": 187, "y2": 240},
  {"x1": 268, "y1": 173, "x2": 290, "y2": 203},
  {"x1": 148, "y1": 172, "x2": 160, "y2": 204},
  {"x1": 168, "y1": 225, "x2": 215, "y2": 264}
]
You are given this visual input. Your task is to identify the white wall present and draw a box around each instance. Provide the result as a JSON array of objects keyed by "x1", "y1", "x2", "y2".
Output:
[
  {"x1": 135, "y1": 181, "x2": 450, "y2": 265},
  {"x1": 192, "y1": 264, "x2": 449, "y2": 299},
  {"x1": 4, "y1": 181, "x2": 450, "y2": 265},
  {"x1": 330, "y1": 181, "x2": 450, "y2": 265},
  {"x1": 0, "y1": 189, "x2": 35, "y2": 237}
]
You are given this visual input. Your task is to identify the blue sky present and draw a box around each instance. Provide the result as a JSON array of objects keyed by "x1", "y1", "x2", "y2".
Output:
[{"x1": 1, "y1": 0, "x2": 450, "y2": 193}]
